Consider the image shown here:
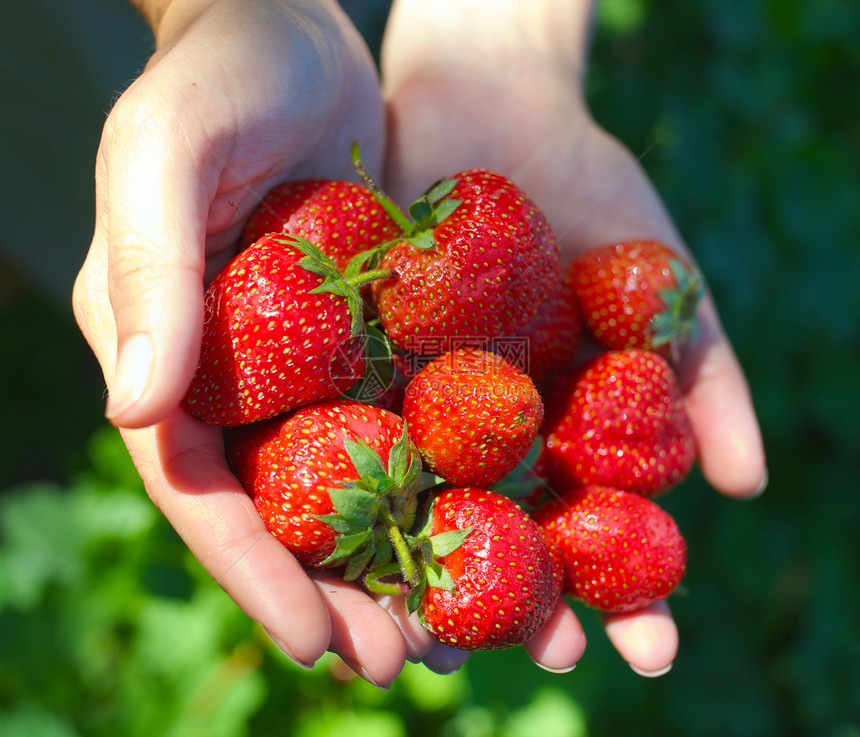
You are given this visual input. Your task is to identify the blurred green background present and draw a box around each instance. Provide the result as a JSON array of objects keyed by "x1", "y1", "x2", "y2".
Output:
[{"x1": 1, "y1": 0, "x2": 858, "y2": 735}]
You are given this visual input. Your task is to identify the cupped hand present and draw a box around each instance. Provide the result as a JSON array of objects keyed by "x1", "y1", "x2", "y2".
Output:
[
  {"x1": 72, "y1": 0, "x2": 418, "y2": 688},
  {"x1": 380, "y1": 0, "x2": 766, "y2": 675}
]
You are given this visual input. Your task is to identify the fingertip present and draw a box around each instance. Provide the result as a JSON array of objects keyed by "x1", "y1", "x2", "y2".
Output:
[
  {"x1": 525, "y1": 601, "x2": 587, "y2": 673},
  {"x1": 602, "y1": 600, "x2": 678, "y2": 675},
  {"x1": 681, "y1": 327, "x2": 767, "y2": 499}
]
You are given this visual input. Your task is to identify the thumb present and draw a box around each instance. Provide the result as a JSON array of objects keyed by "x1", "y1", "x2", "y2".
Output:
[{"x1": 99, "y1": 108, "x2": 209, "y2": 429}]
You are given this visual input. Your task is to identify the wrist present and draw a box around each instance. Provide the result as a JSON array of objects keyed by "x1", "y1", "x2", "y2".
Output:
[{"x1": 383, "y1": 0, "x2": 595, "y2": 90}]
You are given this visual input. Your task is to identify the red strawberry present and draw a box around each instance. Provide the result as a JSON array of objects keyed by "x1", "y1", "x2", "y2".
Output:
[
  {"x1": 511, "y1": 269, "x2": 581, "y2": 386},
  {"x1": 365, "y1": 169, "x2": 560, "y2": 355},
  {"x1": 535, "y1": 486, "x2": 687, "y2": 613},
  {"x1": 183, "y1": 233, "x2": 385, "y2": 426},
  {"x1": 226, "y1": 398, "x2": 425, "y2": 576},
  {"x1": 569, "y1": 240, "x2": 703, "y2": 361},
  {"x1": 402, "y1": 348, "x2": 544, "y2": 487},
  {"x1": 241, "y1": 179, "x2": 402, "y2": 272},
  {"x1": 415, "y1": 487, "x2": 562, "y2": 650},
  {"x1": 542, "y1": 349, "x2": 695, "y2": 497}
]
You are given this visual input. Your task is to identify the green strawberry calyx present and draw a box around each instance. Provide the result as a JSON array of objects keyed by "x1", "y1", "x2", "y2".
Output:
[
  {"x1": 651, "y1": 257, "x2": 705, "y2": 361},
  {"x1": 279, "y1": 233, "x2": 392, "y2": 335},
  {"x1": 350, "y1": 141, "x2": 462, "y2": 253},
  {"x1": 313, "y1": 423, "x2": 441, "y2": 583}
]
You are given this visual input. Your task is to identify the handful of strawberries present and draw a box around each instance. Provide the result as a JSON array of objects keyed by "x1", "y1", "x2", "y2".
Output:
[{"x1": 182, "y1": 144, "x2": 705, "y2": 653}]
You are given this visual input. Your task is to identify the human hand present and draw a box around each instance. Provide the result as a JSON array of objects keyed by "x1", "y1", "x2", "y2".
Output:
[
  {"x1": 72, "y1": 0, "x2": 427, "y2": 687},
  {"x1": 380, "y1": 0, "x2": 767, "y2": 675}
]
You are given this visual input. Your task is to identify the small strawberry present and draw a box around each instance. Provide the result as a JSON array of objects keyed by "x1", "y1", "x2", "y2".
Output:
[
  {"x1": 349, "y1": 147, "x2": 560, "y2": 354},
  {"x1": 183, "y1": 233, "x2": 388, "y2": 426},
  {"x1": 226, "y1": 398, "x2": 429, "y2": 577},
  {"x1": 569, "y1": 240, "x2": 704, "y2": 361},
  {"x1": 541, "y1": 349, "x2": 695, "y2": 497},
  {"x1": 413, "y1": 487, "x2": 562, "y2": 650},
  {"x1": 402, "y1": 348, "x2": 544, "y2": 487},
  {"x1": 241, "y1": 178, "x2": 402, "y2": 272},
  {"x1": 535, "y1": 485, "x2": 687, "y2": 613}
]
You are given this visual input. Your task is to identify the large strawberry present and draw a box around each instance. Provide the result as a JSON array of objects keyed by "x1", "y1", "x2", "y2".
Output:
[
  {"x1": 183, "y1": 233, "x2": 387, "y2": 426},
  {"x1": 402, "y1": 348, "x2": 543, "y2": 487},
  {"x1": 351, "y1": 151, "x2": 560, "y2": 355},
  {"x1": 541, "y1": 349, "x2": 695, "y2": 497},
  {"x1": 535, "y1": 486, "x2": 687, "y2": 613},
  {"x1": 226, "y1": 398, "x2": 429, "y2": 578},
  {"x1": 569, "y1": 240, "x2": 703, "y2": 361},
  {"x1": 412, "y1": 487, "x2": 562, "y2": 650},
  {"x1": 241, "y1": 178, "x2": 402, "y2": 272}
]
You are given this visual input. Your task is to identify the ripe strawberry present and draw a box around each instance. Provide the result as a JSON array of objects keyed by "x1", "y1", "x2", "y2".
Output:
[
  {"x1": 414, "y1": 487, "x2": 562, "y2": 650},
  {"x1": 183, "y1": 233, "x2": 386, "y2": 426},
  {"x1": 402, "y1": 348, "x2": 544, "y2": 487},
  {"x1": 241, "y1": 178, "x2": 402, "y2": 272},
  {"x1": 541, "y1": 349, "x2": 695, "y2": 497},
  {"x1": 569, "y1": 240, "x2": 703, "y2": 361},
  {"x1": 226, "y1": 398, "x2": 425, "y2": 576},
  {"x1": 535, "y1": 486, "x2": 687, "y2": 613},
  {"x1": 510, "y1": 269, "x2": 581, "y2": 386},
  {"x1": 365, "y1": 169, "x2": 561, "y2": 354}
]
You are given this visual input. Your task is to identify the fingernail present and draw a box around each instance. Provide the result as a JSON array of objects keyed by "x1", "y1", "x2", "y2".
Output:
[
  {"x1": 106, "y1": 333, "x2": 154, "y2": 420},
  {"x1": 752, "y1": 466, "x2": 769, "y2": 497},
  {"x1": 535, "y1": 662, "x2": 577, "y2": 674},
  {"x1": 630, "y1": 663, "x2": 673, "y2": 678},
  {"x1": 268, "y1": 635, "x2": 316, "y2": 670}
]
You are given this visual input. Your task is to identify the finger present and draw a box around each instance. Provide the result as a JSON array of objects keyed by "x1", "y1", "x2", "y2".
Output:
[
  {"x1": 680, "y1": 303, "x2": 768, "y2": 498},
  {"x1": 312, "y1": 573, "x2": 408, "y2": 689},
  {"x1": 601, "y1": 600, "x2": 678, "y2": 677},
  {"x1": 98, "y1": 88, "x2": 213, "y2": 429},
  {"x1": 422, "y1": 641, "x2": 471, "y2": 675},
  {"x1": 371, "y1": 594, "x2": 471, "y2": 674},
  {"x1": 372, "y1": 593, "x2": 439, "y2": 663},
  {"x1": 524, "y1": 600, "x2": 587, "y2": 673},
  {"x1": 123, "y1": 408, "x2": 333, "y2": 668}
]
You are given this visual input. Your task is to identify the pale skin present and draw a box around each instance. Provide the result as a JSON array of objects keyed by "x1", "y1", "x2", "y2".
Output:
[{"x1": 72, "y1": 0, "x2": 767, "y2": 687}]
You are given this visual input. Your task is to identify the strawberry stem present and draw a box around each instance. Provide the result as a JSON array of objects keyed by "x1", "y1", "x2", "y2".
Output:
[
  {"x1": 351, "y1": 141, "x2": 414, "y2": 234},
  {"x1": 344, "y1": 268, "x2": 394, "y2": 289},
  {"x1": 379, "y1": 505, "x2": 419, "y2": 585}
]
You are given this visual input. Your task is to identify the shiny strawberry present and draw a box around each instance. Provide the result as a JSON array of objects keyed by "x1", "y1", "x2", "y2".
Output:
[
  {"x1": 535, "y1": 486, "x2": 687, "y2": 613},
  {"x1": 183, "y1": 233, "x2": 386, "y2": 426},
  {"x1": 542, "y1": 349, "x2": 695, "y2": 497},
  {"x1": 361, "y1": 167, "x2": 560, "y2": 355},
  {"x1": 413, "y1": 487, "x2": 562, "y2": 650},
  {"x1": 226, "y1": 398, "x2": 426, "y2": 576},
  {"x1": 241, "y1": 178, "x2": 402, "y2": 272},
  {"x1": 511, "y1": 269, "x2": 581, "y2": 386},
  {"x1": 569, "y1": 240, "x2": 703, "y2": 361},
  {"x1": 402, "y1": 348, "x2": 544, "y2": 487}
]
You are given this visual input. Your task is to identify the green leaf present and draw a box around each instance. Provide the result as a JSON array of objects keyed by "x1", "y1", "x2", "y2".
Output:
[
  {"x1": 406, "y1": 231, "x2": 437, "y2": 251},
  {"x1": 328, "y1": 485, "x2": 379, "y2": 524},
  {"x1": 343, "y1": 438, "x2": 387, "y2": 481},
  {"x1": 424, "y1": 178, "x2": 458, "y2": 203},
  {"x1": 318, "y1": 529, "x2": 371, "y2": 568},
  {"x1": 429, "y1": 526, "x2": 473, "y2": 557},
  {"x1": 343, "y1": 546, "x2": 375, "y2": 582},
  {"x1": 405, "y1": 580, "x2": 426, "y2": 614},
  {"x1": 408, "y1": 198, "x2": 433, "y2": 226},
  {"x1": 431, "y1": 197, "x2": 462, "y2": 224},
  {"x1": 425, "y1": 561, "x2": 456, "y2": 591}
]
